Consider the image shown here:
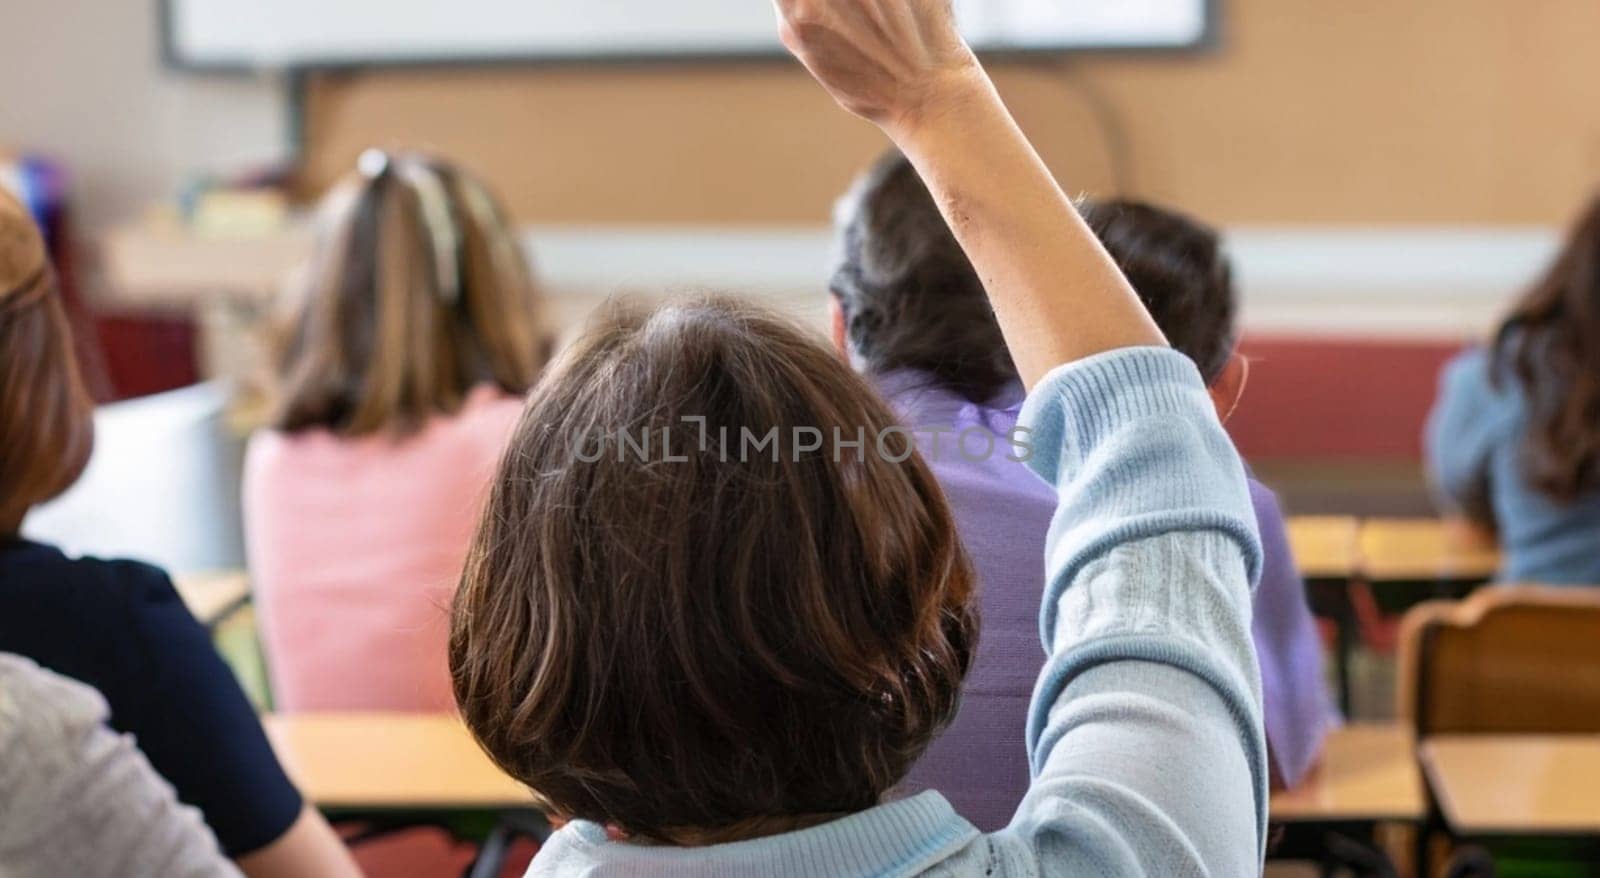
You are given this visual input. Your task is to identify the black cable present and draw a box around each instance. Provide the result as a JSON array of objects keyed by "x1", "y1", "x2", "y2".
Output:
[{"x1": 1039, "y1": 57, "x2": 1136, "y2": 197}]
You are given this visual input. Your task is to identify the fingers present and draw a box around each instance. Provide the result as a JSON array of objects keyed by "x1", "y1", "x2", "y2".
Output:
[
  {"x1": 773, "y1": 0, "x2": 975, "y2": 126},
  {"x1": 881, "y1": 1, "x2": 920, "y2": 44},
  {"x1": 909, "y1": 0, "x2": 958, "y2": 48}
]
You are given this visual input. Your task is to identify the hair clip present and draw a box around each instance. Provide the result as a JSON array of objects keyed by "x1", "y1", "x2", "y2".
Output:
[{"x1": 358, "y1": 148, "x2": 391, "y2": 181}]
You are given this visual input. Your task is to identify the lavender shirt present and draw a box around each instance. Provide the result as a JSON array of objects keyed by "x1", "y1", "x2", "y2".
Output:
[{"x1": 879, "y1": 371, "x2": 1335, "y2": 830}]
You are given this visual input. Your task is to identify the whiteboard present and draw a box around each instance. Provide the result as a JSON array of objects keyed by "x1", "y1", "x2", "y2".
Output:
[{"x1": 164, "y1": 0, "x2": 1214, "y2": 70}]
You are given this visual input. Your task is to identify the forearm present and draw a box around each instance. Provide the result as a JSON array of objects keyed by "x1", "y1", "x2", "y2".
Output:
[
  {"x1": 884, "y1": 70, "x2": 1166, "y2": 388},
  {"x1": 235, "y1": 806, "x2": 360, "y2": 878}
]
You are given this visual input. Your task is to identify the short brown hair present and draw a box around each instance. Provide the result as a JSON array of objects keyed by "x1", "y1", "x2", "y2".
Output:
[
  {"x1": 1079, "y1": 199, "x2": 1236, "y2": 384},
  {"x1": 450, "y1": 296, "x2": 976, "y2": 843},
  {"x1": 832, "y1": 152, "x2": 1236, "y2": 394},
  {"x1": 0, "y1": 191, "x2": 94, "y2": 533},
  {"x1": 272, "y1": 154, "x2": 547, "y2": 437}
]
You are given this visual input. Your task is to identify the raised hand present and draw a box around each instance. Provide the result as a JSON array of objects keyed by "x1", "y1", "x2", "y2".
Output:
[
  {"x1": 771, "y1": 0, "x2": 980, "y2": 131},
  {"x1": 776, "y1": 0, "x2": 1165, "y2": 385}
]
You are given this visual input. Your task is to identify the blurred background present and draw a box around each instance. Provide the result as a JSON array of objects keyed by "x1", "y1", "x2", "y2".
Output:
[{"x1": 7, "y1": 0, "x2": 1599, "y2": 522}]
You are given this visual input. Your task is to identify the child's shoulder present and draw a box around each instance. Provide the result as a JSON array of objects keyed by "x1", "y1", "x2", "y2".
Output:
[
  {"x1": 459, "y1": 384, "x2": 527, "y2": 430},
  {"x1": 0, "y1": 652, "x2": 108, "y2": 743},
  {"x1": 1440, "y1": 345, "x2": 1526, "y2": 418},
  {"x1": 1, "y1": 540, "x2": 174, "y2": 612},
  {"x1": 447, "y1": 385, "x2": 526, "y2": 464},
  {"x1": 1443, "y1": 345, "x2": 1493, "y2": 384}
]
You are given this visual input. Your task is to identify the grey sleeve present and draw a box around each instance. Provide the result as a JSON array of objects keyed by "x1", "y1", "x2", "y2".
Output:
[{"x1": 0, "y1": 653, "x2": 242, "y2": 878}]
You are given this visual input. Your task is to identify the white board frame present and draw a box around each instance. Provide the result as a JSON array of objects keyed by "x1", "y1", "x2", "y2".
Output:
[{"x1": 161, "y1": 0, "x2": 1219, "y2": 72}]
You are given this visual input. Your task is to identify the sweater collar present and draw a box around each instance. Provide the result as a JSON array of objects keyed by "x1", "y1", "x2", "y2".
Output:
[{"x1": 527, "y1": 791, "x2": 979, "y2": 877}]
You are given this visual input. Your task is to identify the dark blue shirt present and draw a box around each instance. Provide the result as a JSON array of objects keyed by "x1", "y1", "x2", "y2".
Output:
[{"x1": 0, "y1": 537, "x2": 303, "y2": 857}]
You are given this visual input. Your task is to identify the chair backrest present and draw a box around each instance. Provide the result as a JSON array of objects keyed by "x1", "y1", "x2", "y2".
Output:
[{"x1": 1398, "y1": 586, "x2": 1600, "y2": 737}]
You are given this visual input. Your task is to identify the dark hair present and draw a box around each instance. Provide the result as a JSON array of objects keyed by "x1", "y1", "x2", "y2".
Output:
[
  {"x1": 1490, "y1": 193, "x2": 1600, "y2": 503},
  {"x1": 1078, "y1": 199, "x2": 1236, "y2": 383},
  {"x1": 271, "y1": 153, "x2": 547, "y2": 438},
  {"x1": 829, "y1": 151, "x2": 1017, "y2": 403},
  {"x1": 0, "y1": 191, "x2": 94, "y2": 533},
  {"x1": 450, "y1": 295, "x2": 976, "y2": 844},
  {"x1": 831, "y1": 152, "x2": 1236, "y2": 393}
]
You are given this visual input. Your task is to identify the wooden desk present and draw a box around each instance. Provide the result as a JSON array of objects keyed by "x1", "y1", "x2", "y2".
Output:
[
  {"x1": 1287, "y1": 516, "x2": 1362, "y2": 581},
  {"x1": 1421, "y1": 734, "x2": 1600, "y2": 837},
  {"x1": 1358, "y1": 518, "x2": 1501, "y2": 583},
  {"x1": 264, "y1": 713, "x2": 535, "y2": 811},
  {"x1": 1287, "y1": 516, "x2": 1362, "y2": 716},
  {"x1": 172, "y1": 570, "x2": 252, "y2": 628},
  {"x1": 1271, "y1": 723, "x2": 1425, "y2": 824}
]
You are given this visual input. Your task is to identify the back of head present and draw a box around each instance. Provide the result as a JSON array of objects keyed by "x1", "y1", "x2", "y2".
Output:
[
  {"x1": 450, "y1": 295, "x2": 976, "y2": 843},
  {"x1": 272, "y1": 153, "x2": 547, "y2": 438},
  {"x1": 832, "y1": 153, "x2": 1236, "y2": 399},
  {"x1": 831, "y1": 151, "x2": 1017, "y2": 403},
  {"x1": 1491, "y1": 192, "x2": 1600, "y2": 502},
  {"x1": 1079, "y1": 199, "x2": 1237, "y2": 384},
  {"x1": 0, "y1": 191, "x2": 93, "y2": 532}
]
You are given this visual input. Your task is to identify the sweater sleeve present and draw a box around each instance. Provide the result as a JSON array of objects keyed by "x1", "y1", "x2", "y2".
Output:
[
  {"x1": 1424, "y1": 348, "x2": 1508, "y2": 525},
  {"x1": 0, "y1": 653, "x2": 242, "y2": 878},
  {"x1": 1006, "y1": 348, "x2": 1266, "y2": 877},
  {"x1": 118, "y1": 564, "x2": 305, "y2": 857}
]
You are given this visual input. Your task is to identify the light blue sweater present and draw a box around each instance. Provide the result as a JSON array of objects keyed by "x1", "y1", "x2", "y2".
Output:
[
  {"x1": 528, "y1": 348, "x2": 1267, "y2": 877},
  {"x1": 1426, "y1": 347, "x2": 1600, "y2": 585}
]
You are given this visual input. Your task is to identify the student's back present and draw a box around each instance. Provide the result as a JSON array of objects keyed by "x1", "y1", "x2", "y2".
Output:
[
  {"x1": 0, "y1": 189, "x2": 357, "y2": 876},
  {"x1": 246, "y1": 385, "x2": 522, "y2": 710},
  {"x1": 1428, "y1": 195, "x2": 1600, "y2": 584},
  {"x1": 870, "y1": 374, "x2": 1054, "y2": 826},
  {"x1": 449, "y1": 7, "x2": 1268, "y2": 873},
  {"x1": 829, "y1": 159, "x2": 1334, "y2": 826},
  {"x1": 244, "y1": 153, "x2": 546, "y2": 711}
]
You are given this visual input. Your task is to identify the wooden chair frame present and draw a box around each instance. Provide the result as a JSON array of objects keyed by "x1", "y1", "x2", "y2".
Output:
[{"x1": 1397, "y1": 584, "x2": 1600, "y2": 736}]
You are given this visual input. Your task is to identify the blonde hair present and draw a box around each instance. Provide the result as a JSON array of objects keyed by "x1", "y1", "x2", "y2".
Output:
[{"x1": 272, "y1": 153, "x2": 547, "y2": 437}]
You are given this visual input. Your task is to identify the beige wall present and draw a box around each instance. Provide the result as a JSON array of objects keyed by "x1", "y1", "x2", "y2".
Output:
[
  {"x1": 6, "y1": 0, "x2": 1600, "y2": 235},
  {"x1": 299, "y1": 0, "x2": 1600, "y2": 226},
  {"x1": 0, "y1": 0, "x2": 287, "y2": 235}
]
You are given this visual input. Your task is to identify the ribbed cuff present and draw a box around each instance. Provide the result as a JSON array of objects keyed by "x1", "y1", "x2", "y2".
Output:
[{"x1": 1017, "y1": 347, "x2": 1210, "y2": 486}]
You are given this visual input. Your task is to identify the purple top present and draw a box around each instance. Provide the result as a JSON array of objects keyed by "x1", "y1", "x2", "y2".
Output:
[
  {"x1": 1246, "y1": 476, "x2": 1342, "y2": 790},
  {"x1": 879, "y1": 371, "x2": 1337, "y2": 831}
]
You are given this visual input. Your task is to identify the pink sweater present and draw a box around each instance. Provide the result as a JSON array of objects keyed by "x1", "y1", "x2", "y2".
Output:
[{"x1": 243, "y1": 387, "x2": 524, "y2": 712}]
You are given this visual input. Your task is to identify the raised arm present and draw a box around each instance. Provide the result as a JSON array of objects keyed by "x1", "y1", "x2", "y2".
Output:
[
  {"x1": 772, "y1": 0, "x2": 1164, "y2": 386},
  {"x1": 779, "y1": 4, "x2": 1267, "y2": 873}
]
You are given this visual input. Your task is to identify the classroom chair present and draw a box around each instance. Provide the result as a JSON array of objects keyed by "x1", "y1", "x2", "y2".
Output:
[
  {"x1": 1397, "y1": 585, "x2": 1600, "y2": 737},
  {"x1": 1397, "y1": 586, "x2": 1600, "y2": 877}
]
